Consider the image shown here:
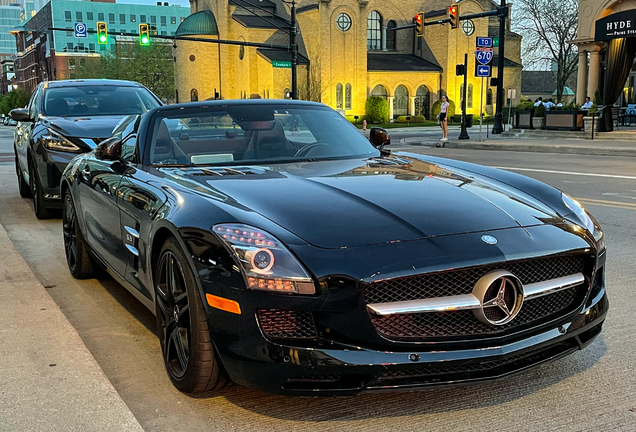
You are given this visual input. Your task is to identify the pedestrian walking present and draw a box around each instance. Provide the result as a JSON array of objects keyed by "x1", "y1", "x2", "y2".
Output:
[{"x1": 439, "y1": 95, "x2": 450, "y2": 142}]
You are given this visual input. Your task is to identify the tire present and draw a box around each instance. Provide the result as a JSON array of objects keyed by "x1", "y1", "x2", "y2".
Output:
[
  {"x1": 62, "y1": 190, "x2": 95, "y2": 279},
  {"x1": 155, "y1": 237, "x2": 229, "y2": 395},
  {"x1": 15, "y1": 154, "x2": 32, "y2": 198},
  {"x1": 29, "y1": 156, "x2": 54, "y2": 219}
]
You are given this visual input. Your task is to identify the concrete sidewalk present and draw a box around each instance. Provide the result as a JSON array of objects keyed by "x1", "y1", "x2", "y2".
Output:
[
  {"x1": 440, "y1": 138, "x2": 636, "y2": 157},
  {"x1": 0, "y1": 224, "x2": 144, "y2": 432}
]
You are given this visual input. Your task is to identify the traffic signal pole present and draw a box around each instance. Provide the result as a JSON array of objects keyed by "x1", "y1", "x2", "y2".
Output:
[
  {"x1": 491, "y1": 0, "x2": 507, "y2": 134},
  {"x1": 290, "y1": 0, "x2": 298, "y2": 100},
  {"x1": 459, "y1": 53, "x2": 470, "y2": 140}
]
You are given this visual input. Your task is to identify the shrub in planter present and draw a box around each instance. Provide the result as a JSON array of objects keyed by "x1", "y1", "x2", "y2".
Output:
[
  {"x1": 432, "y1": 99, "x2": 456, "y2": 118},
  {"x1": 517, "y1": 100, "x2": 535, "y2": 111},
  {"x1": 396, "y1": 115, "x2": 426, "y2": 123},
  {"x1": 534, "y1": 104, "x2": 546, "y2": 118},
  {"x1": 364, "y1": 97, "x2": 389, "y2": 123},
  {"x1": 346, "y1": 114, "x2": 367, "y2": 124}
]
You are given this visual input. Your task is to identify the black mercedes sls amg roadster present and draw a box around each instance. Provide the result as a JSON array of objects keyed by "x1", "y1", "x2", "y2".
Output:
[{"x1": 61, "y1": 100, "x2": 608, "y2": 396}]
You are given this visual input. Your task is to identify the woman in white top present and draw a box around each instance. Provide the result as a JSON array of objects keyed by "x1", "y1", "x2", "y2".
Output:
[{"x1": 439, "y1": 96, "x2": 450, "y2": 141}]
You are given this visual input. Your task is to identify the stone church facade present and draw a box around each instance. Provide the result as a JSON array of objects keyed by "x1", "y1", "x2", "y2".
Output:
[{"x1": 174, "y1": 0, "x2": 522, "y2": 119}]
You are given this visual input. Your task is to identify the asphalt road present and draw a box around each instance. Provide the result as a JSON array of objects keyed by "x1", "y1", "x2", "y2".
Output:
[{"x1": 0, "y1": 127, "x2": 635, "y2": 431}]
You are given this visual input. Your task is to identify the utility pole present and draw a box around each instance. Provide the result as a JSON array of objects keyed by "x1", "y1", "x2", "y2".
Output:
[
  {"x1": 459, "y1": 53, "x2": 470, "y2": 140},
  {"x1": 492, "y1": 0, "x2": 507, "y2": 134},
  {"x1": 290, "y1": 0, "x2": 298, "y2": 100}
]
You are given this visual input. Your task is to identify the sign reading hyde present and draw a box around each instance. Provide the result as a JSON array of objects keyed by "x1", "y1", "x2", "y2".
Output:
[{"x1": 596, "y1": 10, "x2": 636, "y2": 41}]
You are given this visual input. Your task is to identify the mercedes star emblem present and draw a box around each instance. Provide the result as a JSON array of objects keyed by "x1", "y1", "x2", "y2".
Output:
[{"x1": 472, "y1": 270, "x2": 524, "y2": 326}]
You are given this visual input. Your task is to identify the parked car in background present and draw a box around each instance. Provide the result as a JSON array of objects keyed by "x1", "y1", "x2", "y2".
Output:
[
  {"x1": 61, "y1": 100, "x2": 607, "y2": 396},
  {"x1": 3, "y1": 116, "x2": 16, "y2": 126},
  {"x1": 12, "y1": 79, "x2": 162, "y2": 218}
]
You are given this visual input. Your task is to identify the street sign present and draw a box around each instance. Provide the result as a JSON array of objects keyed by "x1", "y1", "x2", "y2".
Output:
[
  {"x1": 272, "y1": 60, "x2": 292, "y2": 68},
  {"x1": 477, "y1": 37, "x2": 492, "y2": 48},
  {"x1": 74, "y1": 22, "x2": 87, "y2": 38},
  {"x1": 476, "y1": 65, "x2": 491, "y2": 77},
  {"x1": 493, "y1": 37, "x2": 499, "y2": 47},
  {"x1": 475, "y1": 49, "x2": 493, "y2": 65}
]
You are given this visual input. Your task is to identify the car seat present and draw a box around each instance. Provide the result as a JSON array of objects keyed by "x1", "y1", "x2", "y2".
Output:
[
  {"x1": 46, "y1": 98, "x2": 69, "y2": 116},
  {"x1": 242, "y1": 121, "x2": 295, "y2": 160}
]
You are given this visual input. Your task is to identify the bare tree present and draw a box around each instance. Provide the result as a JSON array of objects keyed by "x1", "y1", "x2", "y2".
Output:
[{"x1": 513, "y1": 0, "x2": 579, "y2": 102}]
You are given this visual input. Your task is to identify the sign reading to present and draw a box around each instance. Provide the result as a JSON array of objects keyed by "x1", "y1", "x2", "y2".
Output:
[
  {"x1": 477, "y1": 37, "x2": 492, "y2": 48},
  {"x1": 272, "y1": 60, "x2": 292, "y2": 68},
  {"x1": 74, "y1": 22, "x2": 87, "y2": 38},
  {"x1": 595, "y1": 10, "x2": 636, "y2": 41}
]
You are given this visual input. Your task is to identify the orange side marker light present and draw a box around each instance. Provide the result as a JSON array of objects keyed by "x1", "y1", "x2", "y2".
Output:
[{"x1": 206, "y1": 294, "x2": 242, "y2": 315}]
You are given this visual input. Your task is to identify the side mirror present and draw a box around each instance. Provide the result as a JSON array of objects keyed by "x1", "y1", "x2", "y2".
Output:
[
  {"x1": 369, "y1": 127, "x2": 390, "y2": 148},
  {"x1": 10, "y1": 108, "x2": 32, "y2": 122},
  {"x1": 96, "y1": 137, "x2": 123, "y2": 161}
]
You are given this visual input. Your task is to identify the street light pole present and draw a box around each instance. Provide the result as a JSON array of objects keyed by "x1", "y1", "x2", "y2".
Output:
[
  {"x1": 492, "y1": 0, "x2": 507, "y2": 134},
  {"x1": 290, "y1": 0, "x2": 298, "y2": 99}
]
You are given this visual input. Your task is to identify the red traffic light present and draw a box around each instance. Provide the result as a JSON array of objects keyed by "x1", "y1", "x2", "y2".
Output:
[
  {"x1": 415, "y1": 12, "x2": 424, "y2": 36},
  {"x1": 449, "y1": 4, "x2": 459, "y2": 29}
]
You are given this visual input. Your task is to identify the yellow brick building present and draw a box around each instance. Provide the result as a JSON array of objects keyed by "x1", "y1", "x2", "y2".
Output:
[{"x1": 174, "y1": 0, "x2": 522, "y2": 119}]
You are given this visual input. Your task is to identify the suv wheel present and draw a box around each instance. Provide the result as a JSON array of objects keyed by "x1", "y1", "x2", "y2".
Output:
[
  {"x1": 15, "y1": 154, "x2": 31, "y2": 198},
  {"x1": 29, "y1": 157, "x2": 53, "y2": 219}
]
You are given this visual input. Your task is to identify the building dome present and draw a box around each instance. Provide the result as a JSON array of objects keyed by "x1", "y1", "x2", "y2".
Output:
[{"x1": 175, "y1": 10, "x2": 219, "y2": 37}]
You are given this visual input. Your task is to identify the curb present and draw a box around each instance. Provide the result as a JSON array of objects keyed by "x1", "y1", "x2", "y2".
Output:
[{"x1": 436, "y1": 141, "x2": 636, "y2": 157}]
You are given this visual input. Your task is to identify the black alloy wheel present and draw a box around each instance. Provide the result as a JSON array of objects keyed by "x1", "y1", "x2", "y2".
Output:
[
  {"x1": 15, "y1": 154, "x2": 31, "y2": 198},
  {"x1": 155, "y1": 238, "x2": 228, "y2": 395},
  {"x1": 29, "y1": 157, "x2": 53, "y2": 219},
  {"x1": 62, "y1": 190, "x2": 95, "y2": 279}
]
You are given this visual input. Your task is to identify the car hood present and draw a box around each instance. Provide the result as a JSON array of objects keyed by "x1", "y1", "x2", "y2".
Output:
[
  {"x1": 160, "y1": 156, "x2": 561, "y2": 249},
  {"x1": 44, "y1": 115, "x2": 125, "y2": 139}
]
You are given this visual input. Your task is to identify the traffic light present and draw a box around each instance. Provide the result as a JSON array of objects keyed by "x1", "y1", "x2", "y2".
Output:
[
  {"x1": 97, "y1": 22, "x2": 108, "y2": 44},
  {"x1": 449, "y1": 3, "x2": 459, "y2": 29},
  {"x1": 415, "y1": 12, "x2": 424, "y2": 37},
  {"x1": 139, "y1": 23, "x2": 150, "y2": 46}
]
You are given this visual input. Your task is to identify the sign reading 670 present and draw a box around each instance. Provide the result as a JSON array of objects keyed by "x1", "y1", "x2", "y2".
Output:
[{"x1": 475, "y1": 48, "x2": 493, "y2": 65}]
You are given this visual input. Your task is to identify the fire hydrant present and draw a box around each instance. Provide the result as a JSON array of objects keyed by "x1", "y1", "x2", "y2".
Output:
[{"x1": 362, "y1": 120, "x2": 367, "y2": 131}]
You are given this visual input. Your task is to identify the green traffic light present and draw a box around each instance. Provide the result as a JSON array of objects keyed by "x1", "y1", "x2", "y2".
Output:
[
  {"x1": 99, "y1": 35, "x2": 107, "y2": 43},
  {"x1": 141, "y1": 36, "x2": 149, "y2": 45}
]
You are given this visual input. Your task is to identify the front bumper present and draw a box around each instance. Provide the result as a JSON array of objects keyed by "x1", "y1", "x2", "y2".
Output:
[{"x1": 215, "y1": 289, "x2": 607, "y2": 396}]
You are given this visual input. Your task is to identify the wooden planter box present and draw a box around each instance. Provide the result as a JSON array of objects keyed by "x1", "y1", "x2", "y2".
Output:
[
  {"x1": 544, "y1": 110, "x2": 586, "y2": 131},
  {"x1": 515, "y1": 110, "x2": 534, "y2": 129}
]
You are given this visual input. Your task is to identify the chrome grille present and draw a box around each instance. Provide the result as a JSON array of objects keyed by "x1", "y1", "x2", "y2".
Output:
[
  {"x1": 365, "y1": 255, "x2": 588, "y2": 341},
  {"x1": 364, "y1": 255, "x2": 585, "y2": 304},
  {"x1": 370, "y1": 287, "x2": 580, "y2": 340}
]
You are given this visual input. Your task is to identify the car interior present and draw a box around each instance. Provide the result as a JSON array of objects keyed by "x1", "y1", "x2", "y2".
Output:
[{"x1": 151, "y1": 118, "x2": 315, "y2": 165}]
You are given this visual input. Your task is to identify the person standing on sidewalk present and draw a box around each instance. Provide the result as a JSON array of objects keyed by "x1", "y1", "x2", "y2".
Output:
[{"x1": 439, "y1": 95, "x2": 450, "y2": 142}]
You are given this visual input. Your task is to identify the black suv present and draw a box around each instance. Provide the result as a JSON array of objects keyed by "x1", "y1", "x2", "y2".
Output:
[{"x1": 12, "y1": 79, "x2": 162, "y2": 218}]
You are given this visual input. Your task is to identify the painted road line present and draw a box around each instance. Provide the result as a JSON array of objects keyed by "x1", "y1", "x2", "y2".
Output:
[
  {"x1": 578, "y1": 200, "x2": 636, "y2": 210},
  {"x1": 576, "y1": 198, "x2": 636, "y2": 210},
  {"x1": 496, "y1": 166, "x2": 636, "y2": 180},
  {"x1": 576, "y1": 197, "x2": 636, "y2": 208}
]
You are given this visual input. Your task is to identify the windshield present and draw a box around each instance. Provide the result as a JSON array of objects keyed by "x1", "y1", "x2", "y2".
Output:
[
  {"x1": 42, "y1": 85, "x2": 160, "y2": 117},
  {"x1": 148, "y1": 104, "x2": 379, "y2": 166}
]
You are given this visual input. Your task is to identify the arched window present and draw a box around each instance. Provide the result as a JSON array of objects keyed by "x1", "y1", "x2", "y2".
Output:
[
  {"x1": 386, "y1": 20, "x2": 396, "y2": 50},
  {"x1": 371, "y1": 84, "x2": 388, "y2": 100},
  {"x1": 487, "y1": 88, "x2": 493, "y2": 105},
  {"x1": 367, "y1": 11, "x2": 382, "y2": 51},
  {"x1": 190, "y1": 88, "x2": 198, "y2": 102},
  {"x1": 345, "y1": 83, "x2": 352, "y2": 110},
  {"x1": 459, "y1": 84, "x2": 464, "y2": 104},
  {"x1": 336, "y1": 83, "x2": 343, "y2": 109},
  {"x1": 468, "y1": 84, "x2": 473, "y2": 109},
  {"x1": 393, "y1": 84, "x2": 409, "y2": 117},
  {"x1": 415, "y1": 85, "x2": 430, "y2": 119}
]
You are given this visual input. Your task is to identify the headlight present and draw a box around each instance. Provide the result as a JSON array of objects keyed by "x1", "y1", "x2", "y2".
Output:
[
  {"x1": 214, "y1": 223, "x2": 315, "y2": 294},
  {"x1": 562, "y1": 193, "x2": 605, "y2": 250},
  {"x1": 41, "y1": 130, "x2": 82, "y2": 152}
]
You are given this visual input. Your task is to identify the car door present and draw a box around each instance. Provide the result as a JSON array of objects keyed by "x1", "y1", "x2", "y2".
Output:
[
  {"x1": 76, "y1": 151, "x2": 128, "y2": 277},
  {"x1": 15, "y1": 86, "x2": 39, "y2": 181},
  {"x1": 113, "y1": 120, "x2": 168, "y2": 299}
]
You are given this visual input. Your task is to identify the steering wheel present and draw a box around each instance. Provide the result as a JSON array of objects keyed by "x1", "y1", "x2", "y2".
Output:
[{"x1": 294, "y1": 142, "x2": 330, "y2": 158}]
